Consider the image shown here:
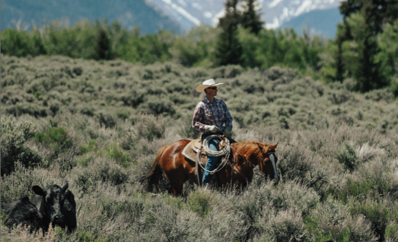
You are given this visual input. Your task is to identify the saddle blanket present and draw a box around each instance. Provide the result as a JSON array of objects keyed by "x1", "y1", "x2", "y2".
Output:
[{"x1": 182, "y1": 139, "x2": 207, "y2": 165}]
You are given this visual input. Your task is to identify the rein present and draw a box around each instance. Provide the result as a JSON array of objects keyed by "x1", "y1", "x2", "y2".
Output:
[
  {"x1": 197, "y1": 135, "x2": 279, "y2": 183},
  {"x1": 198, "y1": 134, "x2": 231, "y2": 174},
  {"x1": 226, "y1": 141, "x2": 278, "y2": 180}
]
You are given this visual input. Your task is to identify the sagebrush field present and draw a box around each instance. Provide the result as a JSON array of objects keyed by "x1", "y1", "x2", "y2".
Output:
[{"x1": 1, "y1": 54, "x2": 398, "y2": 241}]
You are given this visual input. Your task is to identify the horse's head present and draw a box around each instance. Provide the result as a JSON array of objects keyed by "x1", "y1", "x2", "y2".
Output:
[{"x1": 255, "y1": 142, "x2": 279, "y2": 184}]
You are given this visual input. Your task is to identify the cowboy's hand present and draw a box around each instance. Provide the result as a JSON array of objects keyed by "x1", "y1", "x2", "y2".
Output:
[
  {"x1": 207, "y1": 125, "x2": 221, "y2": 133},
  {"x1": 224, "y1": 128, "x2": 232, "y2": 137}
]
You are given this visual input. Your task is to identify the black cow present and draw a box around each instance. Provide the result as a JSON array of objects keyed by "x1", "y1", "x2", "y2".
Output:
[
  {"x1": 30, "y1": 183, "x2": 77, "y2": 233},
  {"x1": 2, "y1": 196, "x2": 43, "y2": 232}
]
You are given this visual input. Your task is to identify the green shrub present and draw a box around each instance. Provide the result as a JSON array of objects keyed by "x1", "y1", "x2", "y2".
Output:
[
  {"x1": 306, "y1": 198, "x2": 378, "y2": 242},
  {"x1": 132, "y1": 113, "x2": 165, "y2": 141},
  {"x1": 233, "y1": 181, "x2": 319, "y2": 240},
  {"x1": 145, "y1": 97, "x2": 176, "y2": 116},
  {"x1": 101, "y1": 198, "x2": 145, "y2": 220},
  {"x1": 348, "y1": 198, "x2": 395, "y2": 242},
  {"x1": 392, "y1": 78, "x2": 398, "y2": 97},
  {"x1": 385, "y1": 221, "x2": 398, "y2": 242},
  {"x1": 0, "y1": 162, "x2": 36, "y2": 203},
  {"x1": 1, "y1": 116, "x2": 42, "y2": 176},
  {"x1": 73, "y1": 157, "x2": 129, "y2": 189},
  {"x1": 98, "y1": 112, "x2": 117, "y2": 128},
  {"x1": 106, "y1": 142, "x2": 127, "y2": 164},
  {"x1": 79, "y1": 139, "x2": 97, "y2": 154},
  {"x1": 186, "y1": 190, "x2": 213, "y2": 218},
  {"x1": 35, "y1": 126, "x2": 72, "y2": 157},
  {"x1": 6, "y1": 102, "x2": 48, "y2": 117},
  {"x1": 256, "y1": 209, "x2": 307, "y2": 242},
  {"x1": 277, "y1": 144, "x2": 329, "y2": 200},
  {"x1": 212, "y1": 65, "x2": 243, "y2": 78},
  {"x1": 116, "y1": 109, "x2": 130, "y2": 121},
  {"x1": 337, "y1": 143, "x2": 358, "y2": 173},
  {"x1": 76, "y1": 153, "x2": 95, "y2": 167}
]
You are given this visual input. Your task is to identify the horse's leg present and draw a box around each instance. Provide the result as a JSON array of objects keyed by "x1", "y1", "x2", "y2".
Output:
[
  {"x1": 162, "y1": 158, "x2": 188, "y2": 196},
  {"x1": 165, "y1": 171, "x2": 186, "y2": 196}
]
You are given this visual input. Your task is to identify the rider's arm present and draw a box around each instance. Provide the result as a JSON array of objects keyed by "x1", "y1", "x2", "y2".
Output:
[
  {"x1": 192, "y1": 103, "x2": 207, "y2": 132},
  {"x1": 223, "y1": 101, "x2": 233, "y2": 131}
]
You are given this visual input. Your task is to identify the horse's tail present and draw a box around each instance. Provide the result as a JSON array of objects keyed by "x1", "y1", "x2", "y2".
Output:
[{"x1": 139, "y1": 145, "x2": 168, "y2": 192}]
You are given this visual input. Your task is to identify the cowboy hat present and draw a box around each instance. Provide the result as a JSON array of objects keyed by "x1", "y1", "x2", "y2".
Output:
[{"x1": 196, "y1": 79, "x2": 223, "y2": 92}]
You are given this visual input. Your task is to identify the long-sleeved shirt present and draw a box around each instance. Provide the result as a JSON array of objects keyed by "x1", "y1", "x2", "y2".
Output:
[{"x1": 192, "y1": 97, "x2": 233, "y2": 132}]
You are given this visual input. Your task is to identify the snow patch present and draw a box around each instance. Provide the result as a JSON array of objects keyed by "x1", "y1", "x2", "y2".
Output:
[
  {"x1": 177, "y1": 0, "x2": 187, "y2": 7},
  {"x1": 161, "y1": 0, "x2": 201, "y2": 25},
  {"x1": 204, "y1": 11, "x2": 212, "y2": 18},
  {"x1": 193, "y1": 3, "x2": 202, "y2": 10},
  {"x1": 294, "y1": 0, "x2": 313, "y2": 16},
  {"x1": 266, "y1": 18, "x2": 280, "y2": 29},
  {"x1": 269, "y1": 0, "x2": 284, "y2": 8},
  {"x1": 212, "y1": 9, "x2": 225, "y2": 26}
]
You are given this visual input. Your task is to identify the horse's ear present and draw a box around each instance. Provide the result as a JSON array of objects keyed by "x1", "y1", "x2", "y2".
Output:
[
  {"x1": 62, "y1": 182, "x2": 69, "y2": 191},
  {"x1": 32, "y1": 185, "x2": 46, "y2": 196},
  {"x1": 270, "y1": 142, "x2": 278, "y2": 150}
]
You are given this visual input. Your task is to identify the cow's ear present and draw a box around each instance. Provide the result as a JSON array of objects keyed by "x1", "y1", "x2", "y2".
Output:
[
  {"x1": 62, "y1": 182, "x2": 69, "y2": 191},
  {"x1": 32, "y1": 185, "x2": 46, "y2": 196}
]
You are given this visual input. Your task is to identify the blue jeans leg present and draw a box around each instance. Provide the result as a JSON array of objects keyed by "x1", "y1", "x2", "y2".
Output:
[{"x1": 202, "y1": 135, "x2": 219, "y2": 185}]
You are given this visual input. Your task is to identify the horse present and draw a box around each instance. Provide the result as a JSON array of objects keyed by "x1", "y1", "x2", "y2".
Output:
[{"x1": 139, "y1": 138, "x2": 279, "y2": 196}]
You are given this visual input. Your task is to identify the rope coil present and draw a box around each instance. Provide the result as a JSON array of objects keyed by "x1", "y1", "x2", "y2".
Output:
[{"x1": 199, "y1": 134, "x2": 230, "y2": 174}]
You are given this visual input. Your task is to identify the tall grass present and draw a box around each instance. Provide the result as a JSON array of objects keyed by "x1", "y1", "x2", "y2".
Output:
[{"x1": 1, "y1": 54, "x2": 398, "y2": 241}]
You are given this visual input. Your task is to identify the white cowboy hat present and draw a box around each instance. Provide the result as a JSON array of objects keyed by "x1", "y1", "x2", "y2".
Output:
[{"x1": 196, "y1": 79, "x2": 223, "y2": 92}]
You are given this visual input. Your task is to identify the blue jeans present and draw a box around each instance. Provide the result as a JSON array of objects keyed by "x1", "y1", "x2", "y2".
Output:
[{"x1": 202, "y1": 134, "x2": 220, "y2": 185}]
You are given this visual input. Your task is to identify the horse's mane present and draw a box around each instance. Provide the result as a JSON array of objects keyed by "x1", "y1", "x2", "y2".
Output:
[{"x1": 231, "y1": 141, "x2": 270, "y2": 164}]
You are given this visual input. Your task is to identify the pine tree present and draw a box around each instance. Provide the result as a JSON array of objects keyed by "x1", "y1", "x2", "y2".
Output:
[
  {"x1": 241, "y1": 0, "x2": 264, "y2": 35},
  {"x1": 95, "y1": 28, "x2": 112, "y2": 60},
  {"x1": 336, "y1": 0, "x2": 398, "y2": 91},
  {"x1": 214, "y1": 0, "x2": 243, "y2": 66}
]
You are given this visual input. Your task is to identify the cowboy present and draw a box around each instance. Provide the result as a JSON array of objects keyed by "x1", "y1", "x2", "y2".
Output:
[{"x1": 192, "y1": 78, "x2": 233, "y2": 186}]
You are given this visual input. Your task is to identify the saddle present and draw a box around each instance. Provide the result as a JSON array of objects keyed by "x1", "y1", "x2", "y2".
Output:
[
  {"x1": 182, "y1": 136, "x2": 236, "y2": 165},
  {"x1": 182, "y1": 139, "x2": 208, "y2": 165}
]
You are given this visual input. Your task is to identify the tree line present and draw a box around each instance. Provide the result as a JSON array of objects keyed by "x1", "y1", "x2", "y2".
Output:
[{"x1": 1, "y1": 0, "x2": 398, "y2": 94}]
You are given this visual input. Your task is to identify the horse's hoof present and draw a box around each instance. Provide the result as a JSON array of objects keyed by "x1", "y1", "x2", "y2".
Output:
[{"x1": 272, "y1": 179, "x2": 279, "y2": 185}]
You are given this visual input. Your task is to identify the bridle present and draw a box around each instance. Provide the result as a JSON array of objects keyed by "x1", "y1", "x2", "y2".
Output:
[
  {"x1": 227, "y1": 141, "x2": 279, "y2": 182},
  {"x1": 258, "y1": 152, "x2": 278, "y2": 181}
]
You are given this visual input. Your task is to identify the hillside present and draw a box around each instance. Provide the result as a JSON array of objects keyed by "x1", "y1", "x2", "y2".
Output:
[
  {"x1": 2, "y1": 0, "x2": 343, "y2": 38},
  {"x1": 1, "y1": 54, "x2": 398, "y2": 241},
  {"x1": 280, "y1": 8, "x2": 342, "y2": 38},
  {"x1": 1, "y1": 0, "x2": 182, "y2": 34}
]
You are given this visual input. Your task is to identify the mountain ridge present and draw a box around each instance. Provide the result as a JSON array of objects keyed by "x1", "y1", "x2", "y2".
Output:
[
  {"x1": 1, "y1": 0, "x2": 343, "y2": 38},
  {"x1": 1, "y1": 0, "x2": 182, "y2": 34}
]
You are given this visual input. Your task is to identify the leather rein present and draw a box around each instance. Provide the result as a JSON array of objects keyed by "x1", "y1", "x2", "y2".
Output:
[
  {"x1": 196, "y1": 134, "x2": 277, "y2": 185},
  {"x1": 226, "y1": 141, "x2": 276, "y2": 182}
]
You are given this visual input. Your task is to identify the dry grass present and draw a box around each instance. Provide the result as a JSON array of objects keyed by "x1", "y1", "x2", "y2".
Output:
[{"x1": 1, "y1": 54, "x2": 398, "y2": 241}]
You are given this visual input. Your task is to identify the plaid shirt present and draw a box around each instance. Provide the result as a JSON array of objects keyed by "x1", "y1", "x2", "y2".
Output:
[{"x1": 192, "y1": 98, "x2": 233, "y2": 132}]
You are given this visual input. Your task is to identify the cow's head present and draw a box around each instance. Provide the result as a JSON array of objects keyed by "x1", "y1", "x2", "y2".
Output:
[{"x1": 32, "y1": 183, "x2": 69, "y2": 228}]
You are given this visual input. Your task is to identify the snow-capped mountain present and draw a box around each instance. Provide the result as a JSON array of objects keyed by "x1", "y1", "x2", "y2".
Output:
[{"x1": 146, "y1": 0, "x2": 342, "y2": 36}]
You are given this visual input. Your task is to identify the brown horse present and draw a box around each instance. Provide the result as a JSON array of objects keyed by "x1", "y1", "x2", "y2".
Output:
[{"x1": 139, "y1": 139, "x2": 279, "y2": 196}]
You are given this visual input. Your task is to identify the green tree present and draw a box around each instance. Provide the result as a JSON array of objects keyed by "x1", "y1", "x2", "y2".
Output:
[
  {"x1": 95, "y1": 27, "x2": 112, "y2": 60},
  {"x1": 29, "y1": 29, "x2": 47, "y2": 56},
  {"x1": 336, "y1": 0, "x2": 398, "y2": 91},
  {"x1": 1, "y1": 116, "x2": 42, "y2": 176},
  {"x1": 170, "y1": 25, "x2": 218, "y2": 67},
  {"x1": 238, "y1": 27, "x2": 259, "y2": 68},
  {"x1": 377, "y1": 19, "x2": 398, "y2": 78},
  {"x1": 241, "y1": 0, "x2": 264, "y2": 35},
  {"x1": 42, "y1": 20, "x2": 97, "y2": 59},
  {"x1": 214, "y1": 0, "x2": 243, "y2": 66},
  {"x1": 1, "y1": 29, "x2": 46, "y2": 57}
]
